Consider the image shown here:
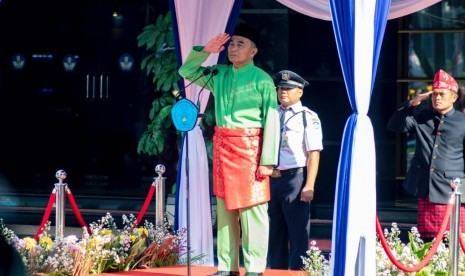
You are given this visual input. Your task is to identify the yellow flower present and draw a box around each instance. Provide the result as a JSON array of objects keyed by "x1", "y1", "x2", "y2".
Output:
[
  {"x1": 101, "y1": 229, "x2": 113, "y2": 236},
  {"x1": 130, "y1": 235, "x2": 137, "y2": 243},
  {"x1": 39, "y1": 236, "x2": 53, "y2": 250},
  {"x1": 23, "y1": 237, "x2": 37, "y2": 250},
  {"x1": 136, "y1": 227, "x2": 148, "y2": 237}
]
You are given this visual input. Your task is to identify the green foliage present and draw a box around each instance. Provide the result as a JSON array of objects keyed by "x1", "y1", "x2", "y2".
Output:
[
  {"x1": 137, "y1": 92, "x2": 180, "y2": 155},
  {"x1": 408, "y1": 232, "x2": 432, "y2": 261},
  {"x1": 136, "y1": 12, "x2": 180, "y2": 157},
  {"x1": 137, "y1": 13, "x2": 179, "y2": 93},
  {"x1": 136, "y1": 11, "x2": 216, "y2": 158}
]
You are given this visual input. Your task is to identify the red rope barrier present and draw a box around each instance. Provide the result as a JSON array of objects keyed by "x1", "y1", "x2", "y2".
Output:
[
  {"x1": 376, "y1": 202, "x2": 452, "y2": 273},
  {"x1": 66, "y1": 191, "x2": 92, "y2": 235},
  {"x1": 134, "y1": 182, "x2": 156, "y2": 228},
  {"x1": 34, "y1": 191, "x2": 57, "y2": 240}
]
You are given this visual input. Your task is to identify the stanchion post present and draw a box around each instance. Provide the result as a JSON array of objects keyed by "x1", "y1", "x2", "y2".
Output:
[
  {"x1": 55, "y1": 170, "x2": 67, "y2": 241},
  {"x1": 449, "y1": 177, "x2": 461, "y2": 276},
  {"x1": 155, "y1": 164, "x2": 166, "y2": 226}
]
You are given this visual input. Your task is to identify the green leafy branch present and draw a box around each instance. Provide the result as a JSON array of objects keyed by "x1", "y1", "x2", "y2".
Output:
[
  {"x1": 136, "y1": 11, "x2": 216, "y2": 158},
  {"x1": 136, "y1": 12, "x2": 180, "y2": 156}
]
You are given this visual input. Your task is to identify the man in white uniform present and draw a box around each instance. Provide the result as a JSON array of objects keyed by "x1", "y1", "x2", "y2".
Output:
[{"x1": 268, "y1": 70, "x2": 323, "y2": 270}]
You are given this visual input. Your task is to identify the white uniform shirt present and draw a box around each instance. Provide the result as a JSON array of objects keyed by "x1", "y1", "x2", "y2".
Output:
[{"x1": 276, "y1": 101, "x2": 323, "y2": 170}]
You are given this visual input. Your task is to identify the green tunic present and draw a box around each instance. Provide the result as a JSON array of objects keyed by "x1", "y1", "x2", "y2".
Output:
[{"x1": 179, "y1": 46, "x2": 279, "y2": 165}]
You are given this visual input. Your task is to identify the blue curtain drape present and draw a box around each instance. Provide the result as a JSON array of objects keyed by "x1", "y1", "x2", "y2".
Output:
[
  {"x1": 169, "y1": 0, "x2": 184, "y2": 231},
  {"x1": 219, "y1": 0, "x2": 243, "y2": 63},
  {"x1": 328, "y1": 1, "x2": 356, "y2": 271},
  {"x1": 170, "y1": 0, "x2": 182, "y2": 71},
  {"x1": 329, "y1": 0, "x2": 391, "y2": 274},
  {"x1": 372, "y1": 1, "x2": 390, "y2": 90}
]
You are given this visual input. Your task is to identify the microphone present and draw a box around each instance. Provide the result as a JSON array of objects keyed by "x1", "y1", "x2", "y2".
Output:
[
  {"x1": 196, "y1": 68, "x2": 219, "y2": 110},
  {"x1": 174, "y1": 68, "x2": 211, "y2": 100}
]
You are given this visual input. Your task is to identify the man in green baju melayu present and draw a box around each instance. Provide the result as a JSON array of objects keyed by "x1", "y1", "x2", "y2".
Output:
[{"x1": 179, "y1": 24, "x2": 280, "y2": 276}]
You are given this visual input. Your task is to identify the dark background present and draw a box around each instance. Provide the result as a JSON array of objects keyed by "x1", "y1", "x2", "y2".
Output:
[{"x1": 0, "y1": 0, "x2": 401, "y2": 207}]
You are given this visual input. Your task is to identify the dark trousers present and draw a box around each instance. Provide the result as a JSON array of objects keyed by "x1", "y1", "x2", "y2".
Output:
[{"x1": 267, "y1": 169, "x2": 310, "y2": 270}]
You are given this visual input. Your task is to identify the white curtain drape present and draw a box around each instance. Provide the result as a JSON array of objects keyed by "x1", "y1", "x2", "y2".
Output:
[
  {"x1": 277, "y1": 0, "x2": 441, "y2": 21},
  {"x1": 173, "y1": 0, "x2": 236, "y2": 266},
  {"x1": 341, "y1": 0, "x2": 378, "y2": 273}
]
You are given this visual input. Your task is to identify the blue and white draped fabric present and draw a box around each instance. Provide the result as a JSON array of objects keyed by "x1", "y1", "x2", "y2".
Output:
[
  {"x1": 169, "y1": 0, "x2": 242, "y2": 266},
  {"x1": 276, "y1": 0, "x2": 440, "y2": 274},
  {"x1": 328, "y1": 1, "x2": 390, "y2": 274},
  {"x1": 277, "y1": 0, "x2": 441, "y2": 21}
]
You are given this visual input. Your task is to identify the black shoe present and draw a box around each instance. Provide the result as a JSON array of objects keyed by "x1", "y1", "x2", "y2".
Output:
[
  {"x1": 208, "y1": 271, "x2": 240, "y2": 276},
  {"x1": 245, "y1": 273, "x2": 263, "y2": 276}
]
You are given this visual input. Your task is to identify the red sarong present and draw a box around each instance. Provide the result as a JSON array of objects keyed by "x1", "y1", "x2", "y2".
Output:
[
  {"x1": 417, "y1": 197, "x2": 465, "y2": 239},
  {"x1": 213, "y1": 126, "x2": 270, "y2": 210}
]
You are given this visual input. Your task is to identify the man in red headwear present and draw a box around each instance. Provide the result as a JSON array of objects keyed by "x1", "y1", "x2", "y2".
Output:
[{"x1": 388, "y1": 69, "x2": 465, "y2": 240}]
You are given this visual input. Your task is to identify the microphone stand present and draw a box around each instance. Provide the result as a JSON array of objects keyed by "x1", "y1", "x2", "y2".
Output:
[
  {"x1": 196, "y1": 68, "x2": 218, "y2": 109},
  {"x1": 174, "y1": 68, "x2": 212, "y2": 100},
  {"x1": 184, "y1": 129, "x2": 191, "y2": 276},
  {"x1": 177, "y1": 69, "x2": 217, "y2": 276}
]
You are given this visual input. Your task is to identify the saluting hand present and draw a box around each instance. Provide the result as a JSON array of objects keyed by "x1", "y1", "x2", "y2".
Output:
[
  {"x1": 203, "y1": 33, "x2": 230, "y2": 54},
  {"x1": 409, "y1": 91, "x2": 432, "y2": 107}
]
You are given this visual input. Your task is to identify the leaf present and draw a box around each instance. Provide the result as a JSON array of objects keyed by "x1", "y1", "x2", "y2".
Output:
[
  {"x1": 153, "y1": 131, "x2": 164, "y2": 154},
  {"x1": 137, "y1": 136, "x2": 147, "y2": 154},
  {"x1": 136, "y1": 25, "x2": 156, "y2": 47},
  {"x1": 165, "y1": 95, "x2": 175, "y2": 105},
  {"x1": 136, "y1": 11, "x2": 181, "y2": 157},
  {"x1": 162, "y1": 12, "x2": 171, "y2": 26},
  {"x1": 410, "y1": 240, "x2": 431, "y2": 260},
  {"x1": 157, "y1": 105, "x2": 173, "y2": 122},
  {"x1": 124, "y1": 238, "x2": 147, "y2": 270},
  {"x1": 161, "y1": 80, "x2": 172, "y2": 92}
]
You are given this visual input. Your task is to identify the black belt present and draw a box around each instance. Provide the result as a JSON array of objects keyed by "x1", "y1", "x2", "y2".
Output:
[{"x1": 270, "y1": 167, "x2": 305, "y2": 178}]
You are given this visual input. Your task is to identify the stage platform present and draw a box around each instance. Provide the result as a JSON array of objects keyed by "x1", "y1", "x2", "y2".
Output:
[{"x1": 99, "y1": 265, "x2": 306, "y2": 275}]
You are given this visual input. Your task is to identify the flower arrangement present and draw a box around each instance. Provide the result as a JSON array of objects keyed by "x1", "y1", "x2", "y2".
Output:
[
  {"x1": 301, "y1": 223, "x2": 465, "y2": 276},
  {"x1": 301, "y1": 240, "x2": 330, "y2": 275},
  {"x1": 10, "y1": 216, "x2": 465, "y2": 276},
  {"x1": 0, "y1": 214, "x2": 196, "y2": 275}
]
